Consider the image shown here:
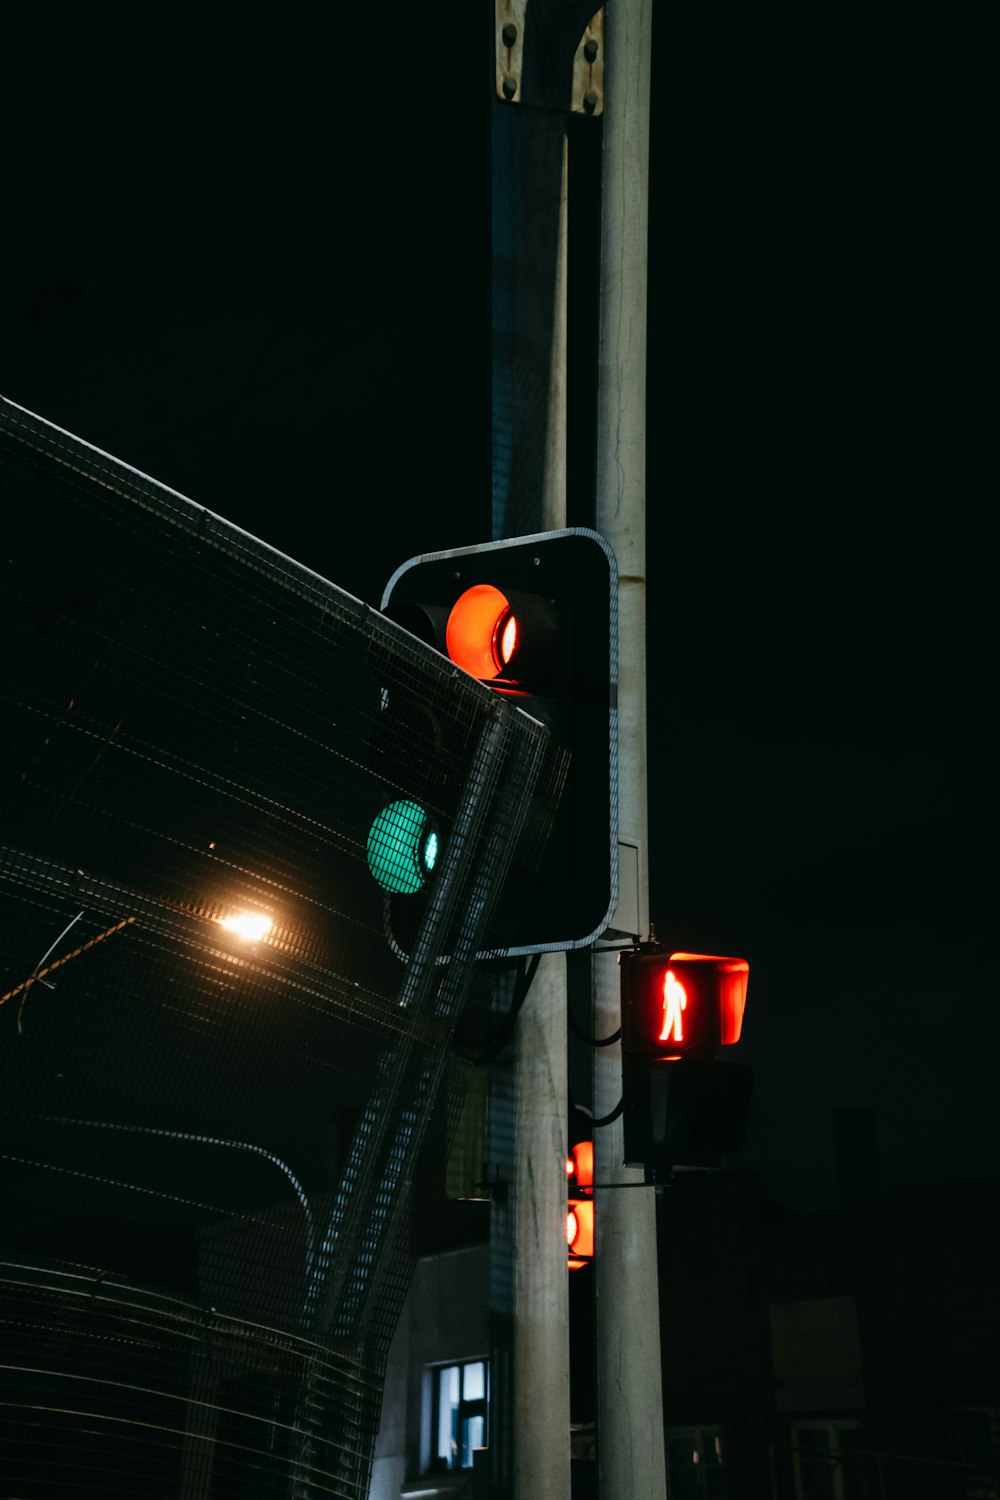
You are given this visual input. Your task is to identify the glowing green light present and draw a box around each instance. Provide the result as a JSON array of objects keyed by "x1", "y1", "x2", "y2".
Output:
[{"x1": 366, "y1": 799, "x2": 439, "y2": 893}]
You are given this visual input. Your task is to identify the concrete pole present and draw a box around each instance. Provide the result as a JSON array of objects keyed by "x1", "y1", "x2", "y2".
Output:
[
  {"x1": 591, "y1": 4, "x2": 667, "y2": 1497},
  {"x1": 512, "y1": 132, "x2": 571, "y2": 1500},
  {"x1": 513, "y1": 956, "x2": 570, "y2": 1500}
]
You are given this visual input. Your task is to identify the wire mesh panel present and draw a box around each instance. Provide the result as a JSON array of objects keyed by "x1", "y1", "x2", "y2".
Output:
[{"x1": 0, "y1": 397, "x2": 565, "y2": 1497}]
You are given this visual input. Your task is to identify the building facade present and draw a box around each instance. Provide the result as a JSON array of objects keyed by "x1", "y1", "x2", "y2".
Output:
[{"x1": 373, "y1": 1174, "x2": 1000, "y2": 1498}]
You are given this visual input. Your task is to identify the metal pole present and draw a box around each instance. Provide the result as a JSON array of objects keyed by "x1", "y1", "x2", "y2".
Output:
[
  {"x1": 591, "y1": 4, "x2": 666, "y2": 1498},
  {"x1": 513, "y1": 954, "x2": 570, "y2": 1500}
]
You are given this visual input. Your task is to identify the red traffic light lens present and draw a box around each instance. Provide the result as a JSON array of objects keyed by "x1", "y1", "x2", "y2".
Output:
[
  {"x1": 499, "y1": 610, "x2": 518, "y2": 667},
  {"x1": 446, "y1": 584, "x2": 517, "y2": 679},
  {"x1": 566, "y1": 1199, "x2": 594, "y2": 1261},
  {"x1": 567, "y1": 1140, "x2": 594, "y2": 1187},
  {"x1": 658, "y1": 969, "x2": 687, "y2": 1045}
]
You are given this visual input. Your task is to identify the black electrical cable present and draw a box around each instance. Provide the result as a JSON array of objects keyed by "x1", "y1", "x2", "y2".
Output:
[
  {"x1": 454, "y1": 952, "x2": 542, "y2": 1066},
  {"x1": 572, "y1": 1096, "x2": 624, "y2": 1128},
  {"x1": 567, "y1": 1009, "x2": 621, "y2": 1048}
]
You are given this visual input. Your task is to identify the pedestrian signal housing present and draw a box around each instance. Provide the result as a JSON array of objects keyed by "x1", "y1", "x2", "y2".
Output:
[{"x1": 621, "y1": 949, "x2": 753, "y2": 1179}]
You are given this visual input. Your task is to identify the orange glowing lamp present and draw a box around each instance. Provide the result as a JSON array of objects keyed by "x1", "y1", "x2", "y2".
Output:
[
  {"x1": 566, "y1": 1141, "x2": 594, "y2": 1270},
  {"x1": 443, "y1": 580, "x2": 559, "y2": 690},
  {"x1": 445, "y1": 584, "x2": 518, "y2": 679}
]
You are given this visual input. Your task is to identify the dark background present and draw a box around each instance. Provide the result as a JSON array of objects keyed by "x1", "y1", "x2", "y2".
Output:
[{"x1": 2, "y1": 8, "x2": 995, "y2": 1211}]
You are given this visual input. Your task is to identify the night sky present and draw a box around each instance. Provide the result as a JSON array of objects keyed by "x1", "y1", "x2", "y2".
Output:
[{"x1": 2, "y1": 9, "x2": 995, "y2": 1211}]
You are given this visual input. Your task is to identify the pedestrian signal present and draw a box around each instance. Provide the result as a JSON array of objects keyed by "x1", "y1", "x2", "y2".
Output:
[
  {"x1": 620, "y1": 948, "x2": 753, "y2": 1178},
  {"x1": 623, "y1": 951, "x2": 748, "y2": 1061}
]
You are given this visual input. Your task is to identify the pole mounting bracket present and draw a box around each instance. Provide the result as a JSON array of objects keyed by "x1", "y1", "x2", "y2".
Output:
[{"x1": 495, "y1": 1, "x2": 604, "y2": 115}]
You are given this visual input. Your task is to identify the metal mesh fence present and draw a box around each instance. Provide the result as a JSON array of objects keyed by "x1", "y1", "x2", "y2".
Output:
[{"x1": 0, "y1": 397, "x2": 565, "y2": 1497}]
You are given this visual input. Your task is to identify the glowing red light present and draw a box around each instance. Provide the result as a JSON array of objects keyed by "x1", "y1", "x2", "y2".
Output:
[
  {"x1": 566, "y1": 1200, "x2": 594, "y2": 1262},
  {"x1": 567, "y1": 1144, "x2": 595, "y2": 1269},
  {"x1": 568, "y1": 1140, "x2": 594, "y2": 1187},
  {"x1": 446, "y1": 584, "x2": 515, "y2": 679},
  {"x1": 717, "y1": 958, "x2": 749, "y2": 1045},
  {"x1": 499, "y1": 611, "x2": 518, "y2": 667},
  {"x1": 658, "y1": 969, "x2": 687, "y2": 1043}
]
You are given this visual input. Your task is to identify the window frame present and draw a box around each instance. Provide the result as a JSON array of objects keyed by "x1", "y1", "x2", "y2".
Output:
[
  {"x1": 665, "y1": 1421, "x2": 730, "y2": 1498},
  {"x1": 789, "y1": 1416, "x2": 867, "y2": 1500},
  {"x1": 423, "y1": 1356, "x2": 489, "y2": 1474}
]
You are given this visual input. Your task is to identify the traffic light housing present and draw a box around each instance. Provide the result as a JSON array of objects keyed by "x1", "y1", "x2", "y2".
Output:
[
  {"x1": 566, "y1": 1140, "x2": 594, "y2": 1270},
  {"x1": 620, "y1": 949, "x2": 753, "y2": 1179},
  {"x1": 381, "y1": 529, "x2": 618, "y2": 955},
  {"x1": 360, "y1": 633, "x2": 453, "y2": 959}
]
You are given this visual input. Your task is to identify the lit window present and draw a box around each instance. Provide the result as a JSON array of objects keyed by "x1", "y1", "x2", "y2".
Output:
[
  {"x1": 667, "y1": 1424, "x2": 729, "y2": 1499},
  {"x1": 428, "y1": 1359, "x2": 488, "y2": 1472},
  {"x1": 790, "y1": 1419, "x2": 867, "y2": 1500}
]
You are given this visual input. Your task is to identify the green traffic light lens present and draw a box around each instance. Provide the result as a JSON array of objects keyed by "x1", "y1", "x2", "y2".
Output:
[{"x1": 367, "y1": 799, "x2": 438, "y2": 893}]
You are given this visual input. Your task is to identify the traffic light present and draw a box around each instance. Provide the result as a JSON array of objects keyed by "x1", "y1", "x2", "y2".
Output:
[
  {"x1": 566, "y1": 1140, "x2": 594, "y2": 1270},
  {"x1": 364, "y1": 647, "x2": 446, "y2": 897},
  {"x1": 366, "y1": 799, "x2": 439, "y2": 894},
  {"x1": 381, "y1": 528, "x2": 618, "y2": 956},
  {"x1": 361, "y1": 624, "x2": 471, "y2": 959},
  {"x1": 620, "y1": 949, "x2": 753, "y2": 1179}
]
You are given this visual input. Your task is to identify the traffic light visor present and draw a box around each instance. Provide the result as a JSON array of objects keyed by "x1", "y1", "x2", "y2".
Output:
[
  {"x1": 446, "y1": 584, "x2": 517, "y2": 679},
  {"x1": 670, "y1": 952, "x2": 749, "y2": 1045}
]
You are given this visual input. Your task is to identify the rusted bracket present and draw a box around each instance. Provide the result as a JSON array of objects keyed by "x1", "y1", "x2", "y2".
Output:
[{"x1": 495, "y1": 1, "x2": 605, "y2": 116}]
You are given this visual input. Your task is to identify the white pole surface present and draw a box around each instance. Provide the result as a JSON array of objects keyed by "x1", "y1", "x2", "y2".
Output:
[{"x1": 592, "y1": 3, "x2": 667, "y2": 1496}]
